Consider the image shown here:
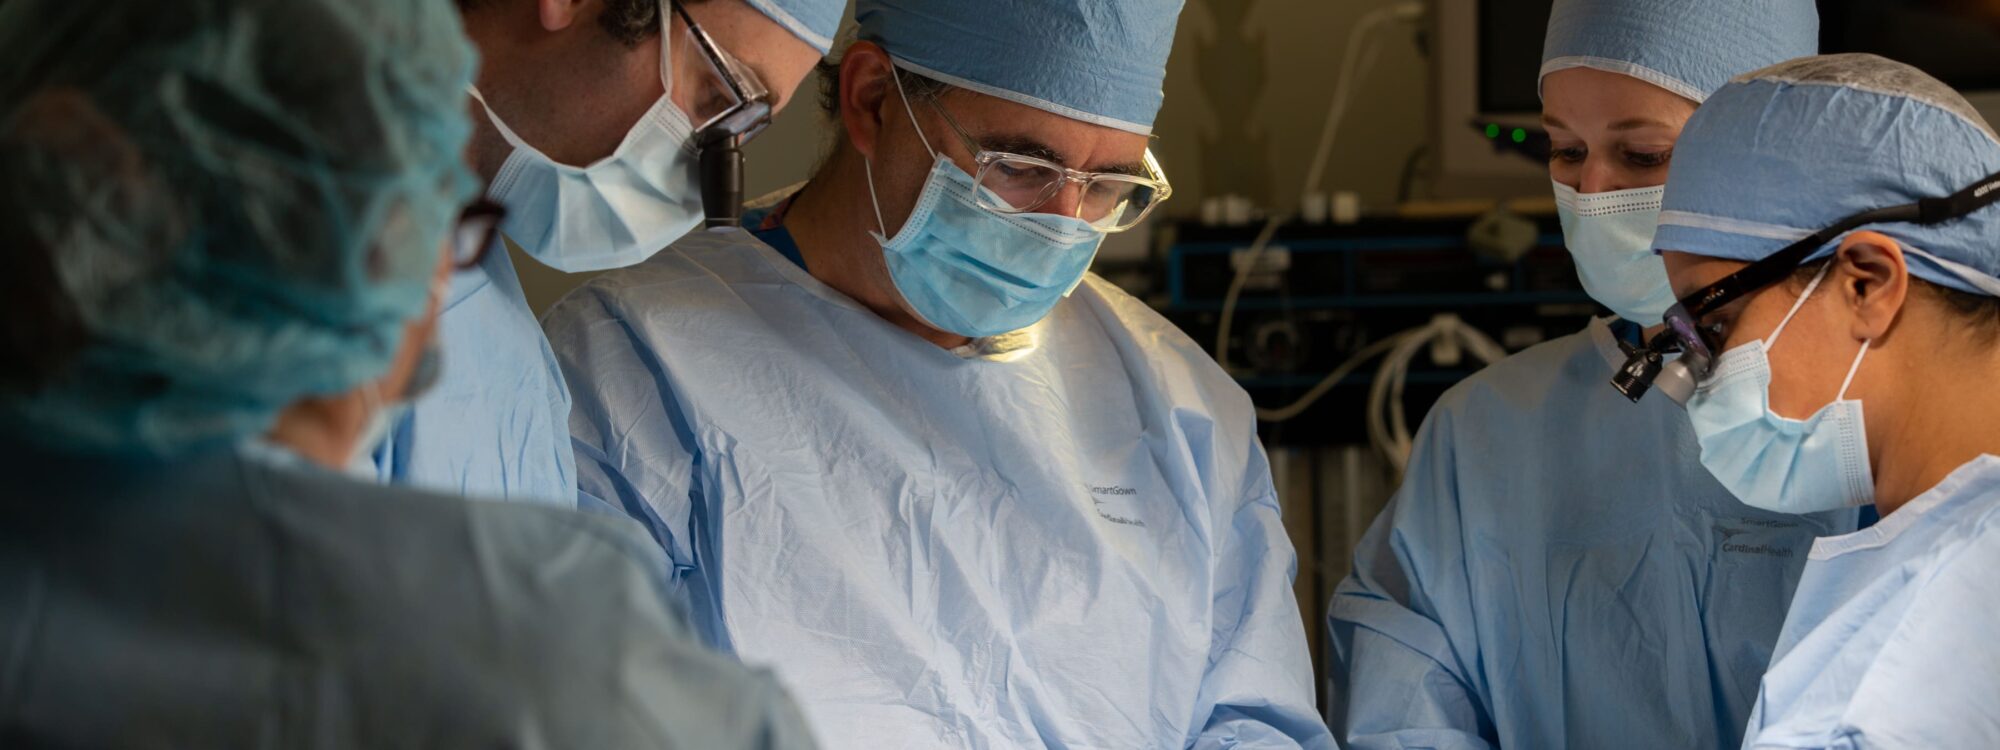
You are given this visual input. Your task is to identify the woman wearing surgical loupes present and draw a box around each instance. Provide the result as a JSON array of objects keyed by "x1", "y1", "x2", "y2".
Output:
[
  {"x1": 1647, "y1": 53, "x2": 2000, "y2": 749},
  {"x1": 1326, "y1": 1, "x2": 1858, "y2": 748}
]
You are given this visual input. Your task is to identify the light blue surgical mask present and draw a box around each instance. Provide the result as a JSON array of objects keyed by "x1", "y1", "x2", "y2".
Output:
[
  {"x1": 1553, "y1": 181, "x2": 1677, "y2": 325},
  {"x1": 1686, "y1": 265, "x2": 1875, "y2": 514},
  {"x1": 468, "y1": 6, "x2": 702, "y2": 273},
  {"x1": 864, "y1": 70, "x2": 1104, "y2": 339}
]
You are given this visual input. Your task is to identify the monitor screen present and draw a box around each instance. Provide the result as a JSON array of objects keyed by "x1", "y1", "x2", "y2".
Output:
[{"x1": 1476, "y1": 0, "x2": 2000, "y2": 115}]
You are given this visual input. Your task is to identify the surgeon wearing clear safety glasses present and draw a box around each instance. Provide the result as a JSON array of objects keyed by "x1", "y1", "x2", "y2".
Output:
[
  {"x1": 359, "y1": 0, "x2": 846, "y2": 506},
  {"x1": 544, "y1": 0, "x2": 1330, "y2": 746},
  {"x1": 1617, "y1": 54, "x2": 2000, "y2": 749},
  {"x1": 1327, "y1": 1, "x2": 1862, "y2": 748}
]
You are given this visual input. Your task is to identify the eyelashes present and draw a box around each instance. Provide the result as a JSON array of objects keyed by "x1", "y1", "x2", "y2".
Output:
[
  {"x1": 1546, "y1": 146, "x2": 1674, "y2": 169},
  {"x1": 1625, "y1": 149, "x2": 1673, "y2": 169}
]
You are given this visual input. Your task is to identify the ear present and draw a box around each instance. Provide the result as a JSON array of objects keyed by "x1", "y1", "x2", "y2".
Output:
[
  {"x1": 1833, "y1": 229, "x2": 1909, "y2": 342},
  {"x1": 839, "y1": 42, "x2": 897, "y2": 163},
  {"x1": 538, "y1": 0, "x2": 589, "y2": 32}
]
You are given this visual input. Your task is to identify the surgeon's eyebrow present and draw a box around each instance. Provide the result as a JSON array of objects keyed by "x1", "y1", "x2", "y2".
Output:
[
  {"x1": 976, "y1": 134, "x2": 1148, "y2": 177},
  {"x1": 1609, "y1": 117, "x2": 1677, "y2": 132}
]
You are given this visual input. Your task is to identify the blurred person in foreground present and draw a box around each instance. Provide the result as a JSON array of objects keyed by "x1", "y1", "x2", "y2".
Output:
[{"x1": 0, "y1": 1, "x2": 814, "y2": 746}]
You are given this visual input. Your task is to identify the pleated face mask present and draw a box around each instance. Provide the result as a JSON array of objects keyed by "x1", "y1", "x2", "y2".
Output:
[
  {"x1": 1686, "y1": 265, "x2": 1875, "y2": 514},
  {"x1": 1554, "y1": 181, "x2": 1677, "y2": 325},
  {"x1": 469, "y1": 7, "x2": 702, "y2": 273},
  {"x1": 864, "y1": 71, "x2": 1103, "y2": 338}
]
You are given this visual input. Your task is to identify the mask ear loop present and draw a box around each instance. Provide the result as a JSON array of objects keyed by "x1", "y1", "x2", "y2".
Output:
[
  {"x1": 1764, "y1": 261, "x2": 1834, "y2": 350},
  {"x1": 862, "y1": 63, "x2": 939, "y2": 239},
  {"x1": 1764, "y1": 260, "x2": 1872, "y2": 402},
  {"x1": 1835, "y1": 339, "x2": 1871, "y2": 401},
  {"x1": 656, "y1": 0, "x2": 675, "y2": 105}
]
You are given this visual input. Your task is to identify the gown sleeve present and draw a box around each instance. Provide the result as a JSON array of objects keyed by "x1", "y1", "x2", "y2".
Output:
[
  {"x1": 1326, "y1": 404, "x2": 1497, "y2": 750},
  {"x1": 544, "y1": 283, "x2": 704, "y2": 587},
  {"x1": 1189, "y1": 438, "x2": 1338, "y2": 749}
]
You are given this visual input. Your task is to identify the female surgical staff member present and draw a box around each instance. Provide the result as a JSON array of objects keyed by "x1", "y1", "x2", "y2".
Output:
[
  {"x1": 1642, "y1": 53, "x2": 2000, "y2": 748},
  {"x1": 0, "y1": 1, "x2": 811, "y2": 745},
  {"x1": 1327, "y1": 1, "x2": 1856, "y2": 747}
]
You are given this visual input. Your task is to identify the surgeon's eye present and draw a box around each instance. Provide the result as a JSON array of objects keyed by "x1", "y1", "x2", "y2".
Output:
[
  {"x1": 1624, "y1": 149, "x2": 1672, "y2": 169},
  {"x1": 1549, "y1": 145, "x2": 1586, "y2": 164}
]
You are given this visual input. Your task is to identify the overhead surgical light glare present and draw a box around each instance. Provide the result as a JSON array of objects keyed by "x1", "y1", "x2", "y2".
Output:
[{"x1": 1612, "y1": 169, "x2": 2000, "y2": 404}]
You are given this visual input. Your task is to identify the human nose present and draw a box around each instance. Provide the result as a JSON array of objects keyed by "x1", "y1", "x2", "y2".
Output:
[
  {"x1": 1037, "y1": 179, "x2": 1088, "y2": 218},
  {"x1": 1577, "y1": 155, "x2": 1628, "y2": 194}
]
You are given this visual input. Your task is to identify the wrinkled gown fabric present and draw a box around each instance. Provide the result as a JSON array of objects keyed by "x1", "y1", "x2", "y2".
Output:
[
  {"x1": 0, "y1": 440, "x2": 814, "y2": 749},
  {"x1": 546, "y1": 227, "x2": 1331, "y2": 749},
  {"x1": 1743, "y1": 456, "x2": 2000, "y2": 749},
  {"x1": 363, "y1": 242, "x2": 577, "y2": 506},
  {"x1": 1328, "y1": 319, "x2": 1858, "y2": 750}
]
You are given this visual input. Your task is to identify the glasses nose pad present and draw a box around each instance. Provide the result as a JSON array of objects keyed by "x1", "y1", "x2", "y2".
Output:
[
  {"x1": 1046, "y1": 179, "x2": 1091, "y2": 217},
  {"x1": 1012, "y1": 178, "x2": 1063, "y2": 213}
]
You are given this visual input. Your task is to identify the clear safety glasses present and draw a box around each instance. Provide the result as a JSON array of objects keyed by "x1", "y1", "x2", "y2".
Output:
[
  {"x1": 1611, "y1": 168, "x2": 2000, "y2": 405},
  {"x1": 666, "y1": 0, "x2": 773, "y2": 229},
  {"x1": 923, "y1": 94, "x2": 1172, "y2": 233},
  {"x1": 451, "y1": 200, "x2": 507, "y2": 270},
  {"x1": 670, "y1": 1, "x2": 772, "y2": 146}
]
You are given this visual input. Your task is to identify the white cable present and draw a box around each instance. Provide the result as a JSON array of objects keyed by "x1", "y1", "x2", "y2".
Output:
[
  {"x1": 1301, "y1": 5, "x2": 1403, "y2": 197},
  {"x1": 1214, "y1": 0, "x2": 1420, "y2": 380},
  {"x1": 1253, "y1": 332, "x2": 1408, "y2": 423},
  {"x1": 1214, "y1": 214, "x2": 1284, "y2": 372},
  {"x1": 1365, "y1": 315, "x2": 1509, "y2": 472}
]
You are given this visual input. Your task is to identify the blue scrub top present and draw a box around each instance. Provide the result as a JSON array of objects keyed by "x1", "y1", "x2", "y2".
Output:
[
  {"x1": 362, "y1": 241, "x2": 577, "y2": 506},
  {"x1": 742, "y1": 199, "x2": 806, "y2": 270},
  {"x1": 1329, "y1": 318, "x2": 1860, "y2": 749}
]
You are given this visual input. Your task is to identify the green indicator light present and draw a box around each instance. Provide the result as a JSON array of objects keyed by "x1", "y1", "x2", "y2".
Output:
[
  {"x1": 1511, "y1": 128, "x2": 1528, "y2": 143},
  {"x1": 1485, "y1": 123, "x2": 1500, "y2": 139}
]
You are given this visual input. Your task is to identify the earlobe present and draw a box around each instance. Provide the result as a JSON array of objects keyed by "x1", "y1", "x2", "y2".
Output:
[
  {"x1": 538, "y1": 0, "x2": 584, "y2": 32},
  {"x1": 1836, "y1": 230, "x2": 1909, "y2": 341}
]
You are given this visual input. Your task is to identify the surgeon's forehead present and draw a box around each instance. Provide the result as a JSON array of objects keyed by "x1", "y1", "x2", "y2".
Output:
[{"x1": 1661, "y1": 250, "x2": 1746, "y2": 298}]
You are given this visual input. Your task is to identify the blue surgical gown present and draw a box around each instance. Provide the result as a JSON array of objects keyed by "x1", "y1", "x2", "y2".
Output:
[
  {"x1": 361, "y1": 240, "x2": 576, "y2": 505},
  {"x1": 1742, "y1": 455, "x2": 2000, "y2": 749},
  {"x1": 0, "y1": 438, "x2": 815, "y2": 748},
  {"x1": 1327, "y1": 319, "x2": 1859, "y2": 749},
  {"x1": 545, "y1": 227, "x2": 1331, "y2": 749}
]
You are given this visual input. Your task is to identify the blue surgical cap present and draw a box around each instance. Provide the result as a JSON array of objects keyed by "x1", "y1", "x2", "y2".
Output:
[
  {"x1": 745, "y1": 0, "x2": 845, "y2": 55},
  {"x1": 856, "y1": 0, "x2": 1184, "y2": 135},
  {"x1": 1655, "y1": 54, "x2": 2000, "y2": 297},
  {"x1": 1541, "y1": 0, "x2": 1818, "y2": 102},
  {"x1": 0, "y1": 0, "x2": 480, "y2": 455}
]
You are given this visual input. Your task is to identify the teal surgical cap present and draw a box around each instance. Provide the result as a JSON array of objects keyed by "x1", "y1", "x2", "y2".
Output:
[
  {"x1": 746, "y1": 0, "x2": 846, "y2": 55},
  {"x1": 0, "y1": 0, "x2": 480, "y2": 455},
  {"x1": 855, "y1": 0, "x2": 1185, "y2": 135},
  {"x1": 1655, "y1": 54, "x2": 2000, "y2": 297},
  {"x1": 1541, "y1": 0, "x2": 1818, "y2": 102}
]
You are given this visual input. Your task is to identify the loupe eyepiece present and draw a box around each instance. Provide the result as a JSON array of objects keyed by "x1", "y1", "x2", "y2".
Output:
[
  {"x1": 1650, "y1": 355, "x2": 1706, "y2": 406},
  {"x1": 698, "y1": 130, "x2": 744, "y2": 232},
  {"x1": 1611, "y1": 347, "x2": 1662, "y2": 403}
]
